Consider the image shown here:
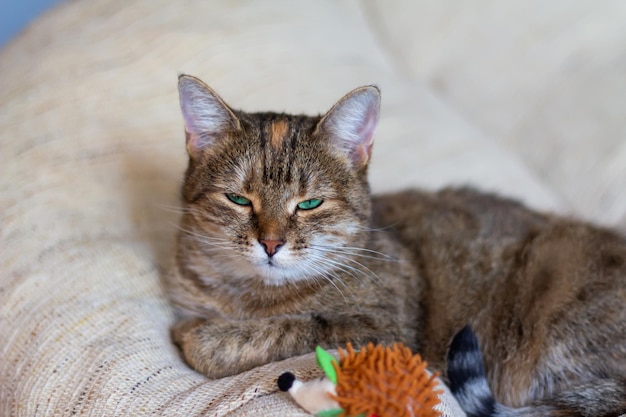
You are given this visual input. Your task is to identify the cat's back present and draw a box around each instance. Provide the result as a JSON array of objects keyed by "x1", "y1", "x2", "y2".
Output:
[
  {"x1": 372, "y1": 187, "x2": 626, "y2": 394},
  {"x1": 372, "y1": 186, "x2": 626, "y2": 293},
  {"x1": 373, "y1": 187, "x2": 549, "y2": 247}
]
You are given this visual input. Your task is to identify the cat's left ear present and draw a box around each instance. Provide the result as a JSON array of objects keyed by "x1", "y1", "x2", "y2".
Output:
[
  {"x1": 316, "y1": 85, "x2": 380, "y2": 168},
  {"x1": 178, "y1": 74, "x2": 241, "y2": 158}
]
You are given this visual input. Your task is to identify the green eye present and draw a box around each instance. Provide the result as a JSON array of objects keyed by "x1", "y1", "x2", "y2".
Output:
[
  {"x1": 297, "y1": 199, "x2": 323, "y2": 210},
  {"x1": 226, "y1": 194, "x2": 252, "y2": 206}
]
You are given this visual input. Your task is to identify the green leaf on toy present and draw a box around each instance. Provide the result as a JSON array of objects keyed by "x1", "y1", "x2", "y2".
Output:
[
  {"x1": 315, "y1": 346, "x2": 338, "y2": 384},
  {"x1": 316, "y1": 408, "x2": 344, "y2": 417}
]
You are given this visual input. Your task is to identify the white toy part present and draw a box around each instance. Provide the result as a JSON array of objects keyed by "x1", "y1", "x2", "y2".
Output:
[{"x1": 278, "y1": 372, "x2": 340, "y2": 415}]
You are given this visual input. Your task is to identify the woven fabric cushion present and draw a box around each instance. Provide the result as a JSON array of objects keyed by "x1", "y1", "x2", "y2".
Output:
[{"x1": 0, "y1": 1, "x2": 594, "y2": 416}]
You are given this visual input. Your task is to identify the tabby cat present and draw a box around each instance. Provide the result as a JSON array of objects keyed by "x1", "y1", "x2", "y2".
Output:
[{"x1": 167, "y1": 74, "x2": 626, "y2": 417}]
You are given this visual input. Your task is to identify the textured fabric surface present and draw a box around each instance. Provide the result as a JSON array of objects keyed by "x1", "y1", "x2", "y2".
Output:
[{"x1": 1, "y1": 0, "x2": 624, "y2": 416}]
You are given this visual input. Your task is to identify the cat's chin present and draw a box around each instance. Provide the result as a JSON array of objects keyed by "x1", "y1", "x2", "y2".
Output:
[
  {"x1": 212, "y1": 255, "x2": 314, "y2": 287},
  {"x1": 256, "y1": 263, "x2": 313, "y2": 287}
]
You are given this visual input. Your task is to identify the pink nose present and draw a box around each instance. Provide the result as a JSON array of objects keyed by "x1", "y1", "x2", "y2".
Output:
[{"x1": 259, "y1": 239, "x2": 285, "y2": 257}]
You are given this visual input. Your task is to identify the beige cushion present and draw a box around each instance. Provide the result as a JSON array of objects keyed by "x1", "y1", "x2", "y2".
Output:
[
  {"x1": 370, "y1": 0, "x2": 626, "y2": 226},
  {"x1": 2, "y1": 0, "x2": 624, "y2": 415}
]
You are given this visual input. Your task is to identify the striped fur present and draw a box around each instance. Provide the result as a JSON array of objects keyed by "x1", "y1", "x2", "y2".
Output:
[
  {"x1": 447, "y1": 326, "x2": 626, "y2": 417},
  {"x1": 447, "y1": 326, "x2": 496, "y2": 417}
]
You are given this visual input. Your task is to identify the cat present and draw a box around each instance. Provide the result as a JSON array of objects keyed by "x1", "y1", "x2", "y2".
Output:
[{"x1": 166, "y1": 74, "x2": 626, "y2": 417}]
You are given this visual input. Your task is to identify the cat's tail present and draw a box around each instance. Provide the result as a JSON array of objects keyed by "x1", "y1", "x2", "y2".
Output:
[{"x1": 446, "y1": 325, "x2": 626, "y2": 417}]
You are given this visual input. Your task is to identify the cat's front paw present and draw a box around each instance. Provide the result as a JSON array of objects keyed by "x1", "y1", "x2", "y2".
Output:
[
  {"x1": 173, "y1": 318, "x2": 267, "y2": 379},
  {"x1": 171, "y1": 317, "x2": 205, "y2": 347}
]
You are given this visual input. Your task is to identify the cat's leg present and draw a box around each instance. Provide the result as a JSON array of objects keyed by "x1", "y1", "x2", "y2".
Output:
[{"x1": 172, "y1": 312, "x2": 406, "y2": 379}]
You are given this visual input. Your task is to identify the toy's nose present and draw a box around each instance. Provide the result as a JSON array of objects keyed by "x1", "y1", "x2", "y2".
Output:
[{"x1": 259, "y1": 239, "x2": 285, "y2": 257}]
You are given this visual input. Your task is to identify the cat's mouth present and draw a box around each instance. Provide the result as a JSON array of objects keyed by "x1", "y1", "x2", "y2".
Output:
[
  {"x1": 262, "y1": 257, "x2": 291, "y2": 272},
  {"x1": 251, "y1": 256, "x2": 312, "y2": 286},
  {"x1": 253, "y1": 256, "x2": 285, "y2": 273}
]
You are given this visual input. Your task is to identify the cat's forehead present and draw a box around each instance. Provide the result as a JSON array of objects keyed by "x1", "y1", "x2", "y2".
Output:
[
  {"x1": 230, "y1": 113, "x2": 342, "y2": 196},
  {"x1": 243, "y1": 112, "x2": 318, "y2": 142},
  {"x1": 264, "y1": 118, "x2": 292, "y2": 150},
  {"x1": 241, "y1": 113, "x2": 320, "y2": 166}
]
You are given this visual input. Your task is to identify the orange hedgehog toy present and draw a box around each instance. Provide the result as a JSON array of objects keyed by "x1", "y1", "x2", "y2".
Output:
[{"x1": 278, "y1": 342, "x2": 443, "y2": 417}]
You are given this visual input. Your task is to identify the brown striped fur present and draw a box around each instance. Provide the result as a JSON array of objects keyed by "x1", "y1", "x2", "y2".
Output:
[{"x1": 167, "y1": 75, "x2": 626, "y2": 416}]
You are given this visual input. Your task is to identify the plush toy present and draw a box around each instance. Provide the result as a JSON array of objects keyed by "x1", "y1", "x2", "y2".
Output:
[{"x1": 278, "y1": 342, "x2": 443, "y2": 417}]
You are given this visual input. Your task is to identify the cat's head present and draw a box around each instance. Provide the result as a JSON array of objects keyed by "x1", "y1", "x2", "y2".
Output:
[{"x1": 177, "y1": 75, "x2": 380, "y2": 286}]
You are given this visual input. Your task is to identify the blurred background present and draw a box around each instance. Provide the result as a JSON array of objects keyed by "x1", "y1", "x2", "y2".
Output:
[
  {"x1": 2, "y1": 0, "x2": 626, "y2": 231},
  {"x1": 0, "y1": 0, "x2": 64, "y2": 47}
]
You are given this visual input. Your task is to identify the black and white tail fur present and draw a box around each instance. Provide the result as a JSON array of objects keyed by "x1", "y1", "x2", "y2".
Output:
[{"x1": 446, "y1": 326, "x2": 626, "y2": 417}]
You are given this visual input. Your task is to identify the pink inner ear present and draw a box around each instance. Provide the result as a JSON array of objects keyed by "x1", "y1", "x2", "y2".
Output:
[
  {"x1": 180, "y1": 89, "x2": 220, "y2": 137},
  {"x1": 321, "y1": 86, "x2": 380, "y2": 167},
  {"x1": 341, "y1": 91, "x2": 379, "y2": 166},
  {"x1": 178, "y1": 77, "x2": 237, "y2": 155},
  {"x1": 354, "y1": 106, "x2": 378, "y2": 164},
  {"x1": 181, "y1": 106, "x2": 211, "y2": 153},
  {"x1": 181, "y1": 103, "x2": 200, "y2": 135},
  {"x1": 185, "y1": 130, "x2": 213, "y2": 155}
]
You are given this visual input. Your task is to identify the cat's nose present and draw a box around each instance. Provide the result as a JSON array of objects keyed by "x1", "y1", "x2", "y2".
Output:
[{"x1": 259, "y1": 239, "x2": 285, "y2": 257}]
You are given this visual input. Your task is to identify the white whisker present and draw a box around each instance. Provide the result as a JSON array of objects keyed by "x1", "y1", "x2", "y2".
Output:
[
  {"x1": 323, "y1": 256, "x2": 383, "y2": 288},
  {"x1": 306, "y1": 245, "x2": 387, "y2": 288},
  {"x1": 299, "y1": 257, "x2": 354, "y2": 305},
  {"x1": 331, "y1": 254, "x2": 383, "y2": 286},
  {"x1": 158, "y1": 204, "x2": 208, "y2": 217},
  {"x1": 354, "y1": 221, "x2": 400, "y2": 232},
  {"x1": 311, "y1": 244, "x2": 398, "y2": 262},
  {"x1": 172, "y1": 224, "x2": 231, "y2": 244}
]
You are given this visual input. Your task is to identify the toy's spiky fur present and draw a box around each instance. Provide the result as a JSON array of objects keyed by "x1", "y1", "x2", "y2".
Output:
[{"x1": 333, "y1": 342, "x2": 442, "y2": 417}]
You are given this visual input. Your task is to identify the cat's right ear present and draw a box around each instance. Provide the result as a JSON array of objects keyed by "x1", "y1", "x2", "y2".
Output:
[
  {"x1": 315, "y1": 85, "x2": 380, "y2": 169},
  {"x1": 178, "y1": 75, "x2": 240, "y2": 157}
]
